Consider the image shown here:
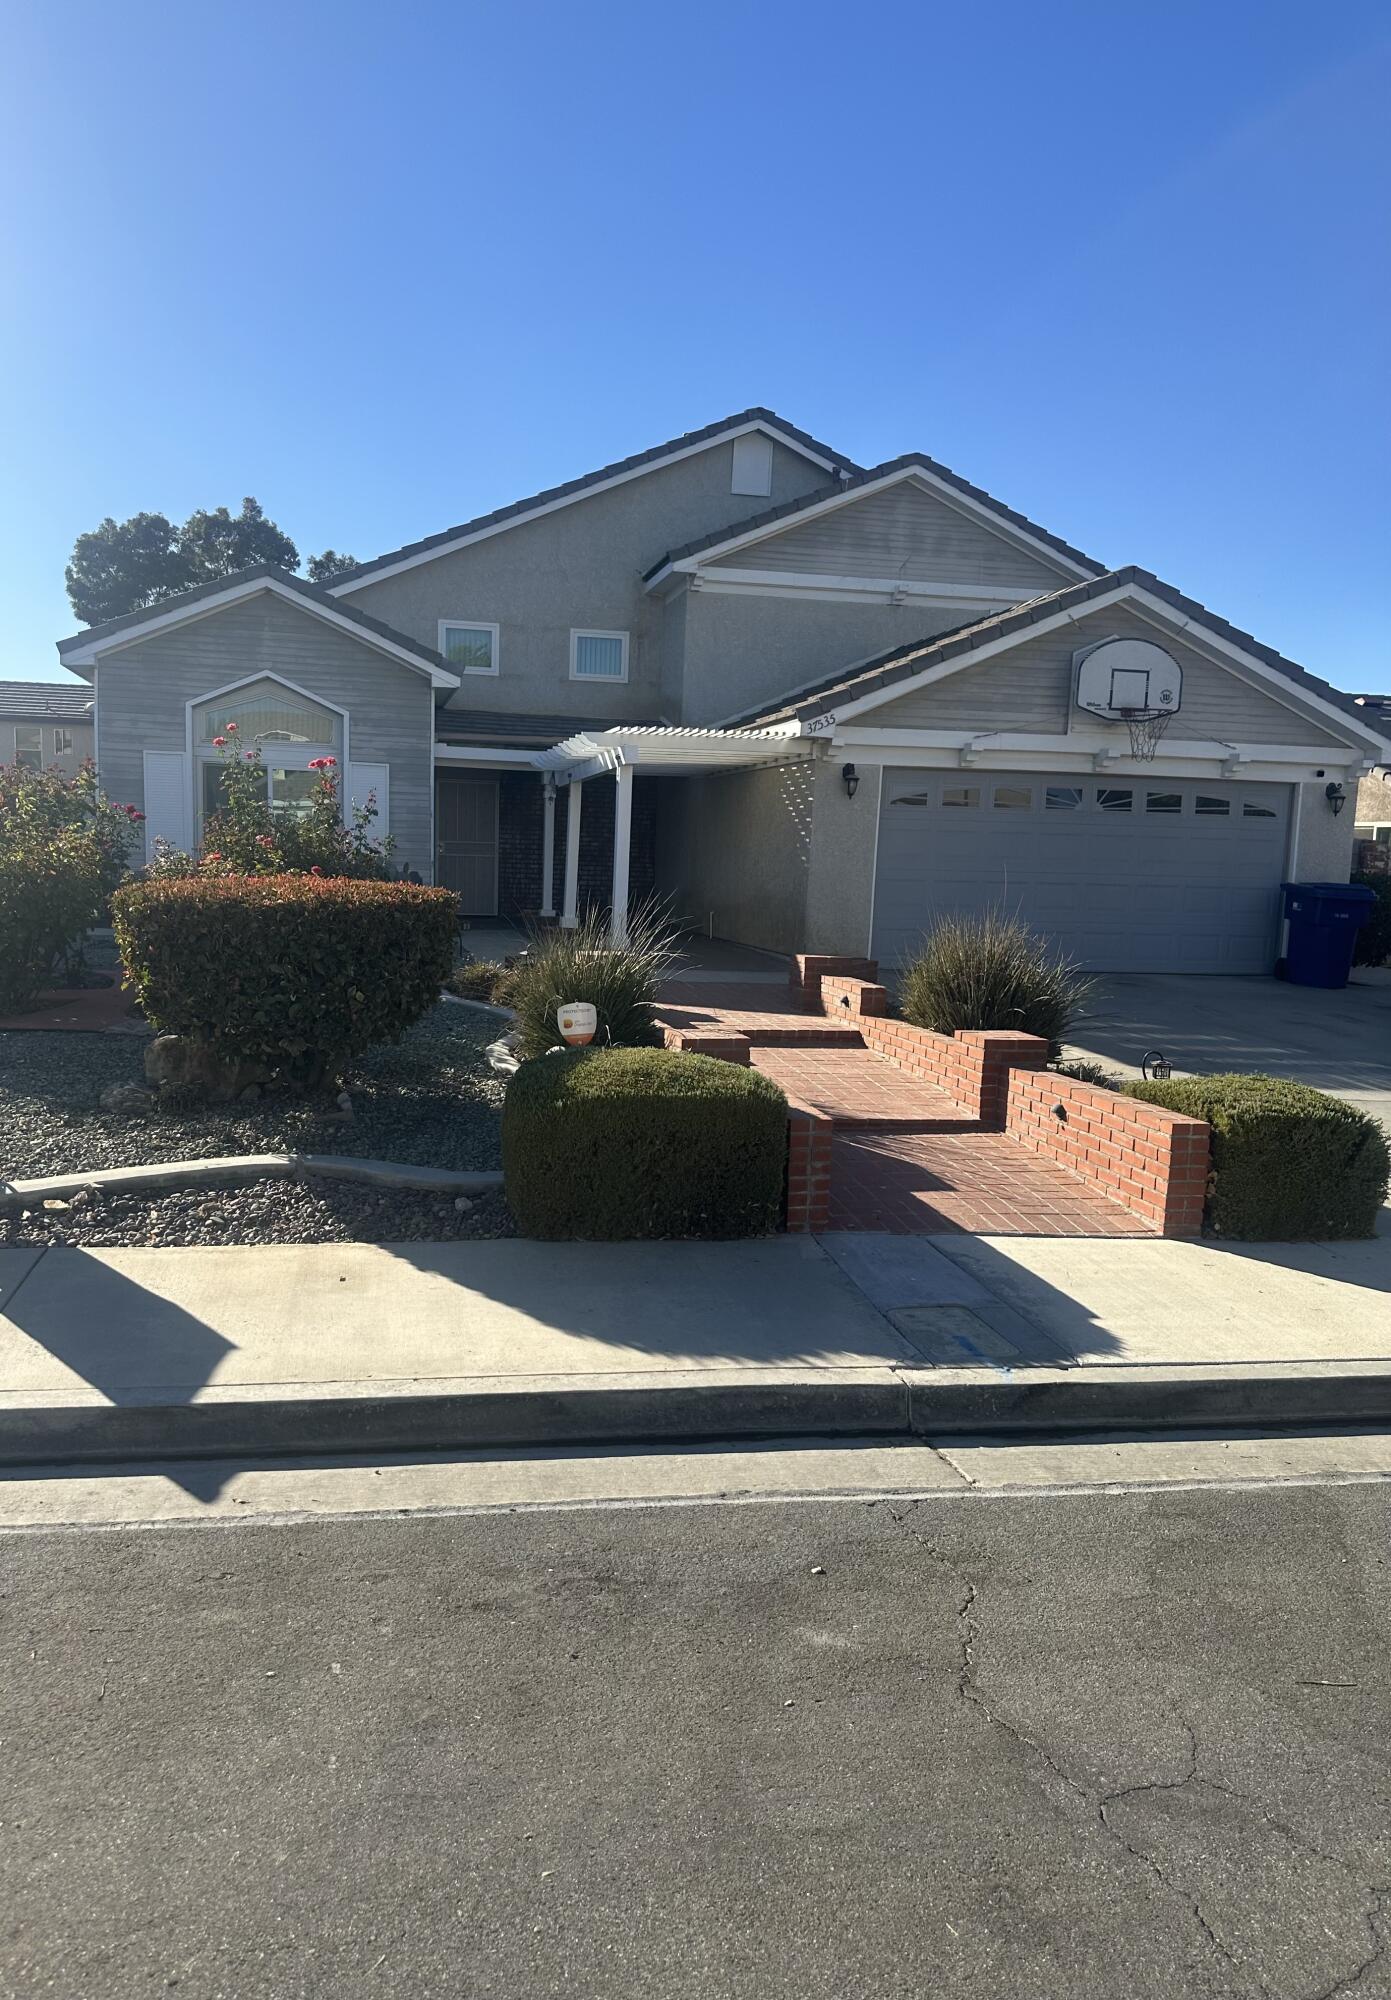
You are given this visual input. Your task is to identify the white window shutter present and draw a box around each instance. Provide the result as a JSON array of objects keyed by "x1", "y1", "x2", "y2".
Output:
[
  {"x1": 731, "y1": 433, "x2": 773, "y2": 496},
  {"x1": 141, "y1": 750, "x2": 192, "y2": 864},
  {"x1": 345, "y1": 761, "x2": 389, "y2": 839}
]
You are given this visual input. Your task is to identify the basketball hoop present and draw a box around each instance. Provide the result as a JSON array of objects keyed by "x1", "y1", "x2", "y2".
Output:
[{"x1": 1116, "y1": 708, "x2": 1174, "y2": 761}]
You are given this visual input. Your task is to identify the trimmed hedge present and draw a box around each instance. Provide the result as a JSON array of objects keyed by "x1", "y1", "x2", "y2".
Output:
[
  {"x1": 1353, "y1": 872, "x2": 1391, "y2": 967},
  {"x1": 1126, "y1": 1073, "x2": 1389, "y2": 1240},
  {"x1": 114, "y1": 873, "x2": 457, "y2": 1083},
  {"x1": 503, "y1": 1047, "x2": 789, "y2": 1240}
]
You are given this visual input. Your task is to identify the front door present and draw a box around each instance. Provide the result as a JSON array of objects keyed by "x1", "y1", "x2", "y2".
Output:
[{"x1": 437, "y1": 776, "x2": 499, "y2": 914}]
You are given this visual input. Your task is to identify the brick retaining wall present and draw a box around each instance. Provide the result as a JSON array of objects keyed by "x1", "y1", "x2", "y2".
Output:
[
  {"x1": 784, "y1": 1096, "x2": 834, "y2": 1233},
  {"x1": 817, "y1": 977, "x2": 1049, "y2": 1126},
  {"x1": 1004, "y1": 1068, "x2": 1210, "y2": 1237}
]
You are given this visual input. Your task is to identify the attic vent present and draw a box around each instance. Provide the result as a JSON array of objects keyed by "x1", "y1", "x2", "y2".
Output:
[{"x1": 731, "y1": 433, "x2": 773, "y2": 497}]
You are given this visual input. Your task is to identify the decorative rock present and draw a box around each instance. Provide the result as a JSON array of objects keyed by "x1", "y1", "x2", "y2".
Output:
[
  {"x1": 99, "y1": 1082, "x2": 156, "y2": 1117},
  {"x1": 145, "y1": 1034, "x2": 272, "y2": 1104},
  {"x1": 454, "y1": 1195, "x2": 474, "y2": 1214},
  {"x1": 42, "y1": 1198, "x2": 72, "y2": 1213}
]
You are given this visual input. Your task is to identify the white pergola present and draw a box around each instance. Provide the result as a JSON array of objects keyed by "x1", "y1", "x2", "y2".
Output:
[{"x1": 435, "y1": 725, "x2": 808, "y2": 942}]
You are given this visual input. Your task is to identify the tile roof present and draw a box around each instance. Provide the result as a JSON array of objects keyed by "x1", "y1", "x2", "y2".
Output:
[
  {"x1": 55, "y1": 565, "x2": 454, "y2": 678},
  {"x1": 0, "y1": 680, "x2": 94, "y2": 720},
  {"x1": 644, "y1": 453, "x2": 1105, "y2": 582},
  {"x1": 732, "y1": 567, "x2": 1391, "y2": 743},
  {"x1": 331, "y1": 410, "x2": 860, "y2": 588},
  {"x1": 436, "y1": 710, "x2": 663, "y2": 742}
]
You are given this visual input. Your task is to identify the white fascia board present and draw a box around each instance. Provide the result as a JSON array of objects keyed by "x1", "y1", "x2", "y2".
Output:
[
  {"x1": 61, "y1": 577, "x2": 459, "y2": 688},
  {"x1": 331, "y1": 422, "x2": 844, "y2": 596},
  {"x1": 831, "y1": 725, "x2": 1365, "y2": 767},
  {"x1": 673, "y1": 568, "x2": 1025, "y2": 611},
  {"x1": 1123, "y1": 589, "x2": 1387, "y2": 754},
  {"x1": 645, "y1": 463, "x2": 1096, "y2": 591}
]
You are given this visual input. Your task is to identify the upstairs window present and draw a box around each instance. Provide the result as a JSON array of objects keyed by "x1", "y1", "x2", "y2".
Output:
[
  {"x1": 440, "y1": 621, "x2": 499, "y2": 676},
  {"x1": 53, "y1": 727, "x2": 74, "y2": 756},
  {"x1": 571, "y1": 629, "x2": 629, "y2": 682},
  {"x1": 14, "y1": 725, "x2": 42, "y2": 769}
]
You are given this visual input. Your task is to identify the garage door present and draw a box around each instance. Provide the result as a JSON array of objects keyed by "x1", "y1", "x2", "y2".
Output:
[{"x1": 871, "y1": 770, "x2": 1290, "y2": 974}]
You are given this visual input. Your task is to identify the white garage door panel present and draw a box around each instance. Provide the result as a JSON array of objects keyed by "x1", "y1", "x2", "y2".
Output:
[{"x1": 872, "y1": 770, "x2": 1289, "y2": 974}]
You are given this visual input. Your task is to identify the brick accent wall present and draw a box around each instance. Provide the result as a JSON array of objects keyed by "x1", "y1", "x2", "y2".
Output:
[
  {"x1": 790, "y1": 954, "x2": 879, "y2": 1006},
  {"x1": 1004, "y1": 1069, "x2": 1210, "y2": 1237},
  {"x1": 784, "y1": 1097, "x2": 834, "y2": 1233},
  {"x1": 817, "y1": 977, "x2": 1049, "y2": 1126},
  {"x1": 498, "y1": 773, "x2": 658, "y2": 924}
]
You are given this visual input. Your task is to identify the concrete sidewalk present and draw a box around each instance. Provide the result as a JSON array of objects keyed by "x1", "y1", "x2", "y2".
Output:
[{"x1": 1, "y1": 1221, "x2": 1390, "y2": 1462}]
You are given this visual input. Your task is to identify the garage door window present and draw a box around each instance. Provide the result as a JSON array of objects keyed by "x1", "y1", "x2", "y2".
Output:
[
  {"x1": 993, "y1": 785, "x2": 1032, "y2": 809},
  {"x1": 1196, "y1": 795, "x2": 1230, "y2": 816},
  {"x1": 1098, "y1": 788, "x2": 1133, "y2": 812},
  {"x1": 1243, "y1": 800, "x2": 1277, "y2": 818},
  {"x1": 1146, "y1": 792, "x2": 1183, "y2": 814},
  {"x1": 1045, "y1": 786, "x2": 1083, "y2": 811},
  {"x1": 940, "y1": 785, "x2": 979, "y2": 808}
]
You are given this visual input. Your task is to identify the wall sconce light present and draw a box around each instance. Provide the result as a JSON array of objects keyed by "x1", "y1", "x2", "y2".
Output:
[
  {"x1": 841, "y1": 762, "x2": 860, "y2": 799},
  {"x1": 1325, "y1": 782, "x2": 1346, "y2": 817},
  {"x1": 1141, "y1": 1049, "x2": 1172, "y2": 1080}
]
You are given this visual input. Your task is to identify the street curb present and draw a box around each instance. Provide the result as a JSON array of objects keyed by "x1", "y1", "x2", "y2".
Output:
[
  {"x1": 0, "y1": 1157, "x2": 505, "y2": 1205},
  {"x1": 5, "y1": 1367, "x2": 1391, "y2": 1467}
]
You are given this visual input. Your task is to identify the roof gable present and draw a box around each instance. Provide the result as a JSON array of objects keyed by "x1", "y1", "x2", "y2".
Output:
[
  {"x1": 732, "y1": 567, "x2": 1390, "y2": 756},
  {"x1": 56, "y1": 566, "x2": 459, "y2": 688},
  {"x1": 645, "y1": 456, "x2": 1104, "y2": 587},
  {"x1": 330, "y1": 409, "x2": 859, "y2": 594}
]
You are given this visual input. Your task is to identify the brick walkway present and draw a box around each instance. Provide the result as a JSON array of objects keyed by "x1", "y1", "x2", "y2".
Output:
[
  {"x1": 656, "y1": 974, "x2": 1156, "y2": 1238},
  {"x1": 749, "y1": 1046, "x2": 974, "y2": 1131},
  {"x1": 828, "y1": 1131, "x2": 1152, "y2": 1236}
]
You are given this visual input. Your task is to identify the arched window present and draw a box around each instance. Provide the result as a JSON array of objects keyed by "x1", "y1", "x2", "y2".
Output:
[{"x1": 194, "y1": 678, "x2": 340, "y2": 748}]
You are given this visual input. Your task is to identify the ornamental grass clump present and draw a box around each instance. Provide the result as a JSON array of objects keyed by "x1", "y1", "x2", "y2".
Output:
[
  {"x1": 508, "y1": 903, "x2": 676, "y2": 1061},
  {"x1": 898, "y1": 911, "x2": 1091, "y2": 1051}
]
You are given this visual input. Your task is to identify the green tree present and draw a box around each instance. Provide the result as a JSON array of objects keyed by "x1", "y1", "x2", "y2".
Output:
[
  {"x1": 65, "y1": 512, "x2": 191, "y2": 626},
  {"x1": 306, "y1": 548, "x2": 359, "y2": 584},
  {"x1": 65, "y1": 497, "x2": 342, "y2": 627},
  {"x1": 179, "y1": 496, "x2": 299, "y2": 582}
]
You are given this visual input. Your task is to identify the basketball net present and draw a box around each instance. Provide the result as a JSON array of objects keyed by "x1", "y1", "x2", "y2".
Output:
[{"x1": 1116, "y1": 708, "x2": 1174, "y2": 762}]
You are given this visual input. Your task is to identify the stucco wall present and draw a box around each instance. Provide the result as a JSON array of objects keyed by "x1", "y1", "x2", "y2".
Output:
[
  {"x1": 803, "y1": 757, "x2": 882, "y2": 956},
  {"x1": 1289, "y1": 779, "x2": 1358, "y2": 881},
  {"x1": 676, "y1": 590, "x2": 970, "y2": 728},
  {"x1": 653, "y1": 761, "x2": 813, "y2": 953},
  {"x1": 94, "y1": 593, "x2": 438, "y2": 878},
  {"x1": 339, "y1": 438, "x2": 829, "y2": 729},
  {"x1": 1356, "y1": 770, "x2": 1391, "y2": 828}
]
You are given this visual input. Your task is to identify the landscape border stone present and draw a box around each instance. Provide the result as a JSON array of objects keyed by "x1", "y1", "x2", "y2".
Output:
[{"x1": 0, "y1": 1155, "x2": 505, "y2": 1207}]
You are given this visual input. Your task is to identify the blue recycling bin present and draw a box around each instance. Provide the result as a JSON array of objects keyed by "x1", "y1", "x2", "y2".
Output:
[{"x1": 1280, "y1": 882, "x2": 1378, "y2": 989}]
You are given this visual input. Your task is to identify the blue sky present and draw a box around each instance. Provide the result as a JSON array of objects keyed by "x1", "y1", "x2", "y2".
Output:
[{"x1": 2, "y1": 0, "x2": 1388, "y2": 688}]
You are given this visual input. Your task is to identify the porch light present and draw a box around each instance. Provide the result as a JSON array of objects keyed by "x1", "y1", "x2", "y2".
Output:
[
  {"x1": 1141, "y1": 1050, "x2": 1172, "y2": 1081},
  {"x1": 1325, "y1": 782, "x2": 1347, "y2": 816},
  {"x1": 841, "y1": 762, "x2": 860, "y2": 799}
]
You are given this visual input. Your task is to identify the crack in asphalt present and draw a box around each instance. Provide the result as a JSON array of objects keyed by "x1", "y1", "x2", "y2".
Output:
[{"x1": 875, "y1": 1497, "x2": 1388, "y2": 2000}]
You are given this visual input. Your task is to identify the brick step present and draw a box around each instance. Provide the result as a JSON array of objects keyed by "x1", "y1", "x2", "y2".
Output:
[
  {"x1": 737, "y1": 1025, "x2": 867, "y2": 1047},
  {"x1": 832, "y1": 1112, "x2": 983, "y2": 1134}
]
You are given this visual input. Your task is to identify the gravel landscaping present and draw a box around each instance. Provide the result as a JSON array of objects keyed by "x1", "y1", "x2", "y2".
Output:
[
  {"x1": 0, "y1": 1176, "x2": 515, "y2": 1250},
  {"x1": 0, "y1": 1003, "x2": 506, "y2": 1182}
]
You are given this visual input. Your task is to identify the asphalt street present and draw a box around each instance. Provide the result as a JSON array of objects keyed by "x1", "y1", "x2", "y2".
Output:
[{"x1": 3, "y1": 1471, "x2": 1390, "y2": 1998}]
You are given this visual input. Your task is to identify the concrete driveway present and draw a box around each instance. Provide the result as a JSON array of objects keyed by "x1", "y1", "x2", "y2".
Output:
[{"x1": 1066, "y1": 969, "x2": 1391, "y2": 1129}]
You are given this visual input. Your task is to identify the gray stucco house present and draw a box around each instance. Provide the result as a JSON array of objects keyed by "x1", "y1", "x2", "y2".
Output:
[{"x1": 56, "y1": 408, "x2": 1391, "y2": 974}]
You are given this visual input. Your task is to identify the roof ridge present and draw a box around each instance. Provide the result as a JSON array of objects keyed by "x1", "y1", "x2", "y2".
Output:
[{"x1": 330, "y1": 409, "x2": 861, "y2": 591}]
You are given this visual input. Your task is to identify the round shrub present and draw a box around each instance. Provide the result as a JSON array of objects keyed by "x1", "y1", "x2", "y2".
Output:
[
  {"x1": 0, "y1": 761, "x2": 140, "y2": 1011},
  {"x1": 502, "y1": 1047, "x2": 788, "y2": 1239},
  {"x1": 1126, "y1": 1072, "x2": 1389, "y2": 1240},
  {"x1": 113, "y1": 874, "x2": 457, "y2": 1085},
  {"x1": 899, "y1": 911, "x2": 1091, "y2": 1050}
]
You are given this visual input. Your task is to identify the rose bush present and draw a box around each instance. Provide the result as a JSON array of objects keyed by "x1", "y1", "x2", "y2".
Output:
[{"x1": 0, "y1": 760, "x2": 141, "y2": 1011}]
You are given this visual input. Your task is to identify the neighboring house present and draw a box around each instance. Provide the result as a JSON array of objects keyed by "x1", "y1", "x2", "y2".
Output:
[
  {"x1": 0, "y1": 680, "x2": 94, "y2": 777},
  {"x1": 55, "y1": 409, "x2": 1391, "y2": 974},
  {"x1": 1352, "y1": 695, "x2": 1391, "y2": 866}
]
